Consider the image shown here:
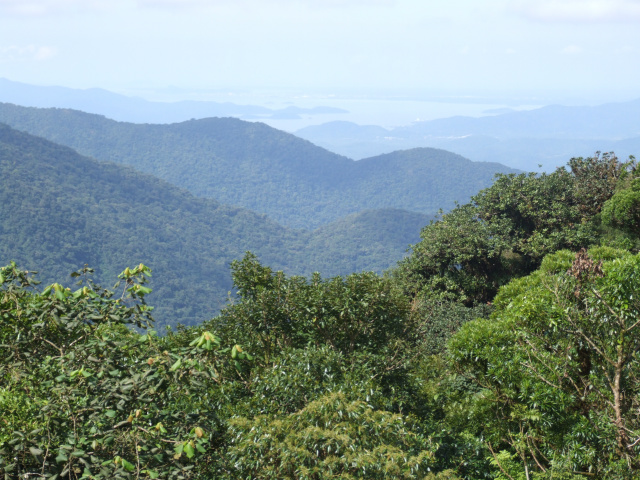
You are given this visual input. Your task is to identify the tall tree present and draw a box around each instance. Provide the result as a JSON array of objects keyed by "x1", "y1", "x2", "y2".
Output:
[{"x1": 448, "y1": 247, "x2": 640, "y2": 478}]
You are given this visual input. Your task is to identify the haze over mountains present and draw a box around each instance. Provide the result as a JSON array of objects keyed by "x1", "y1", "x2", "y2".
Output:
[
  {"x1": 0, "y1": 102, "x2": 515, "y2": 230},
  {"x1": 0, "y1": 78, "x2": 347, "y2": 124},
  {"x1": 2, "y1": 78, "x2": 637, "y2": 173},
  {"x1": 296, "y1": 99, "x2": 640, "y2": 171},
  {"x1": 0, "y1": 79, "x2": 550, "y2": 329}
]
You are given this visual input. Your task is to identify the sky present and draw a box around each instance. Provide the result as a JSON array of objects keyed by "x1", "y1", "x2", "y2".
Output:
[{"x1": 1, "y1": 0, "x2": 640, "y2": 104}]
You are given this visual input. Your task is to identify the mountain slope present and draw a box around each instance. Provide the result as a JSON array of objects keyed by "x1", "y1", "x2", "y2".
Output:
[
  {"x1": 0, "y1": 123, "x2": 431, "y2": 328},
  {"x1": 305, "y1": 208, "x2": 433, "y2": 274},
  {"x1": 0, "y1": 103, "x2": 516, "y2": 229}
]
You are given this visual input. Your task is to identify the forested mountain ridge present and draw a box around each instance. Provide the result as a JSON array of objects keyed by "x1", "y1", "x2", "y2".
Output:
[
  {"x1": 0, "y1": 102, "x2": 517, "y2": 229},
  {"x1": 0, "y1": 122, "x2": 430, "y2": 328}
]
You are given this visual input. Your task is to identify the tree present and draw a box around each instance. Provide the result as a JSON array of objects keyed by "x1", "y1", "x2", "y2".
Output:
[
  {"x1": 398, "y1": 154, "x2": 633, "y2": 312},
  {"x1": 213, "y1": 252, "x2": 412, "y2": 362},
  {"x1": 396, "y1": 204, "x2": 512, "y2": 306},
  {"x1": 225, "y1": 392, "x2": 436, "y2": 480},
  {"x1": 0, "y1": 263, "x2": 241, "y2": 479},
  {"x1": 569, "y1": 152, "x2": 635, "y2": 218},
  {"x1": 448, "y1": 247, "x2": 640, "y2": 478},
  {"x1": 472, "y1": 169, "x2": 592, "y2": 261},
  {"x1": 602, "y1": 177, "x2": 640, "y2": 236}
]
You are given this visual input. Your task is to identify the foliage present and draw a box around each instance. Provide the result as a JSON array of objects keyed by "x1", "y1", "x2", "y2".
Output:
[
  {"x1": 447, "y1": 247, "x2": 640, "y2": 477},
  {"x1": 397, "y1": 204, "x2": 512, "y2": 305},
  {"x1": 473, "y1": 169, "x2": 593, "y2": 260},
  {"x1": 569, "y1": 152, "x2": 635, "y2": 218},
  {"x1": 398, "y1": 153, "x2": 634, "y2": 307},
  {"x1": 213, "y1": 252, "x2": 412, "y2": 362},
  {"x1": 411, "y1": 299, "x2": 492, "y2": 357},
  {"x1": 0, "y1": 262, "x2": 242, "y2": 479},
  {"x1": 1, "y1": 259, "x2": 448, "y2": 479},
  {"x1": 226, "y1": 392, "x2": 436, "y2": 480},
  {"x1": 602, "y1": 177, "x2": 640, "y2": 235}
]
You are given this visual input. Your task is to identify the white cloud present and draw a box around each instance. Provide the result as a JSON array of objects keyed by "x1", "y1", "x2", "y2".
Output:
[
  {"x1": 561, "y1": 45, "x2": 582, "y2": 54},
  {"x1": 136, "y1": 0, "x2": 395, "y2": 9},
  {"x1": 0, "y1": 0, "x2": 113, "y2": 16},
  {"x1": 33, "y1": 46, "x2": 58, "y2": 60},
  {"x1": 510, "y1": 0, "x2": 640, "y2": 22},
  {"x1": 136, "y1": 0, "x2": 206, "y2": 8},
  {"x1": 0, "y1": 45, "x2": 58, "y2": 61}
]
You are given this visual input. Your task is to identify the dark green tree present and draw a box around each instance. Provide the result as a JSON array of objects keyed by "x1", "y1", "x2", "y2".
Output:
[{"x1": 602, "y1": 177, "x2": 640, "y2": 236}]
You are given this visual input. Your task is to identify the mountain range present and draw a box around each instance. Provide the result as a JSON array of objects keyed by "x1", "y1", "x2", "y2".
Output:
[
  {"x1": 0, "y1": 102, "x2": 515, "y2": 229},
  {"x1": 0, "y1": 122, "x2": 436, "y2": 329},
  {"x1": 0, "y1": 77, "x2": 347, "y2": 123},
  {"x1": 3, "y1": 78, "x2": 638, "y2": 173},
  {"x1": 295, "y1": 99, "x2": 640, "y2": 170},
  {"x1": 0, "y1": 82, "x2": 527, "y2": 328}
]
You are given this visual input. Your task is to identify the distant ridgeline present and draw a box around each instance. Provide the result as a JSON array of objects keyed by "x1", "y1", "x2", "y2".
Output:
[
  {"x1": 295, "y1": 99, "x2": 640, "y2": 171},
  {"x1": 0, "y1": 102, "x2": 516, "y2": 230}
]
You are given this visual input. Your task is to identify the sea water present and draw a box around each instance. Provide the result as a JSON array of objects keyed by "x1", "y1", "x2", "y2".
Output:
[{"x1": 121, "y1": 86, "x2": 543, "y2": 132}]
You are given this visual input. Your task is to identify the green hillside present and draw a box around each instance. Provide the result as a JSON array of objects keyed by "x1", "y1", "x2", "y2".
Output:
[
  {"x1": 0, "y1": 103, "x2": 515, "y2": 229},
  {"x1": 304, "y1": 208, "x2": 432, "y2": 274},
  {"x1": 0, "y1": 123, "x2": 427, "y2": 329},
  {"x1": 4, "y1": 151, "x2": 640, "y2": 479}
]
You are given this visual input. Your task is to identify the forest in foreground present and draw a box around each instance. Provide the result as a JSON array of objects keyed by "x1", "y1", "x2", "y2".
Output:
[{"x1": 3, "y1": 151, "x2": 640, "y2": 479}]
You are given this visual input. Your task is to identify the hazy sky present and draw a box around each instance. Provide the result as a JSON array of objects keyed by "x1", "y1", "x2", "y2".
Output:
[{"x1": 1, "y1": 0, "x2": 640, "y2": 101}]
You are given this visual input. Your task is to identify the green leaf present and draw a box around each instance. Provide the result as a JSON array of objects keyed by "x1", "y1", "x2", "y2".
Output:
[
  {"x1": 105, "y1": 410, "x2": 117, "y2": 418},
  {"x1": 174, "y1": 442, "x2": 184, "y2": 459},
  {"x1": 169, "y1": 358, "x2": 182, "y2": 372},
  {"x1": 55, "y1": 287, "x2": 65, "y2": 301},
  {"x1": 184, "y1": 442, "x2": 195, "y2": 459},
  {"x1": 121, "y1": 458, "x2": 135, "y2": 472},
  {"x1": 29, "y1": 447, "x2": 43, "y2": 457}
]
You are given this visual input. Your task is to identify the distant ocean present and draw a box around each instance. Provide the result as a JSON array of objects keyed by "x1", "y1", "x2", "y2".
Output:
[
  {"x1": 256, "y1": 96, "x2": 543, "y2": 132},
  {"x1": 123, "y1": 86, "x2": 544, "y2": 132}
]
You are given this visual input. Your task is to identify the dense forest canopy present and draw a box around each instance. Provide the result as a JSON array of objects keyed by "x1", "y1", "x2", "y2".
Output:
[{"x1": 3, "y1": 148, "x2": 640, "y2": 479}]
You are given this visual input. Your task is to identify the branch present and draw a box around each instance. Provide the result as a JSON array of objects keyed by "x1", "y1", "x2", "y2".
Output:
[
  {"x1": 135, "y1": 426, "x2": 181, "y2": 444},
  {"x1": 487, "y1": 442, "x2": 516, "y2": 480},
  {"x1": 628, "y1": 436, "x2": 640, "y2": 449},
  {"x1": 38, "y1": 337, "x2": 64, "y2": 357}
]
